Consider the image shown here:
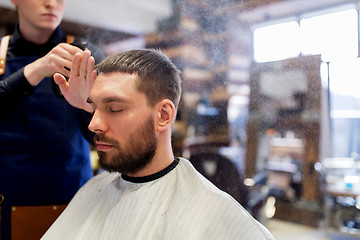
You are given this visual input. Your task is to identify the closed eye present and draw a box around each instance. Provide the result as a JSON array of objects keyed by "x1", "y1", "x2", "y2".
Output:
[
  {"x1": 107, "y1": 104, "x2": 126, "y2": 113},
  {"x1": 109, "y1": 108, "x2": 123, "y2": 113}
]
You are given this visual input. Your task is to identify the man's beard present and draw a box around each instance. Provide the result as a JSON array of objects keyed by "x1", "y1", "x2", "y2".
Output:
[{"x1": 94, "y1": 116, "x2": 157, "y2": 175}]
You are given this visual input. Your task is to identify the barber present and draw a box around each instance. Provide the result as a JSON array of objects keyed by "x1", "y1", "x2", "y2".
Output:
[{"x1": 0, "y1": 0, "x2": 104, "y2": 239}]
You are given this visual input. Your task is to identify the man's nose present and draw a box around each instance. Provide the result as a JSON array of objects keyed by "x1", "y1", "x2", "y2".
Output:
[{"x1": 88, "y1": 111, "x2": 106, "y2": 133}]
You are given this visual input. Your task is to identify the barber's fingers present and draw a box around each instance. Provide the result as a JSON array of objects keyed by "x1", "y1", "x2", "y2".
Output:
[
  {"x1": 59, "y1": 43, "x2": 83, "y2": 58},
  {"x1": 91, "y1": 69, "x2": 97, "y2": 82},
  {"x1": 53, "y1": 73, "x2": 69, "y2": 91},
  {"x1": 69, "y1": 52, "x2": 82, "y2": 79},
  {"x1": 79, "y1": 50, "x2": 92, "y2": 78},
  {"x1": 70, "y1": 50, "x2": 92, "y2": 78},
  {"x1": 51, "y1": 43, "x2": 83, "y2": 71},
  {"x1": 87, "y1": 56, "x2": 96, "y2": 87},
  {"x1": 88, "y1": 56, "x2": 95, "y2": 74}
]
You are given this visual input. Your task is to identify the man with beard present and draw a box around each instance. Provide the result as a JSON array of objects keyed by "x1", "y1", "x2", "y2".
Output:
[{"x1": 42, "y1": 49, "x2": 274, "y2": 240}]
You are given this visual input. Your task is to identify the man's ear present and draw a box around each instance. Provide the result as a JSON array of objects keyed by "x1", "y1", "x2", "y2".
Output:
[{"x1": 155, "y1": 99, "x2": 176, "y2": 132}]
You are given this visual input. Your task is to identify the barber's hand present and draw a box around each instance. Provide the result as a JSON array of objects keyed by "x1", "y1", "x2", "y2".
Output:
[
  {"x1": 53, "y1": 50, "x2": 97, "y2": 113},
  {"x1": 24, "y1": 43, "x2": 83, "y2": 86}
]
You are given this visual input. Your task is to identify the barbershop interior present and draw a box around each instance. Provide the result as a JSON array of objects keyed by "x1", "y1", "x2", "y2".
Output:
[{"x1": 1, "y1": 0, "x2": 360, "y2": 239}]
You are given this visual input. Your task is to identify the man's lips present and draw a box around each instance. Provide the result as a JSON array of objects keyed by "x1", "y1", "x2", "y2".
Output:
[{"x1": 95, "y1": 142, "x2": 114, "y2": 151}]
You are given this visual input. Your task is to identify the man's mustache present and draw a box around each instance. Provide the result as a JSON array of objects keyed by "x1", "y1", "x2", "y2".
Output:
[{"x1": 94, "y1": 134, "x2": 119, "y2": 146}]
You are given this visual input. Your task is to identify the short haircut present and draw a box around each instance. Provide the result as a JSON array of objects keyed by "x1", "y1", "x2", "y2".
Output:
[{"x1": 96, "y1": 49, "x2": 182, "y2": 109}]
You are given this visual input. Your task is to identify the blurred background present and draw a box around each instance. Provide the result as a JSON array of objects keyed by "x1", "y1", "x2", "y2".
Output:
[{"x1": 1, "y1": 0, "x2": 360, "y2": 239}]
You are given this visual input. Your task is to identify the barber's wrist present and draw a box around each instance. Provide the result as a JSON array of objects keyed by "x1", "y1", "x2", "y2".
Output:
[{"x1": 24, "y1": 62, "x2": 44, "y2": 86}]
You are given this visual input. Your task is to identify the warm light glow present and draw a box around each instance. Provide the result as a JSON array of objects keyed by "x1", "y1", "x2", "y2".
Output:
[
  {"x1": 253, "y1": 8, "x2": 358, "y2": 62},
  {"x1": 244, "y1": 178, "x2": 255, "y2": 187},
  {"x1": 254, "y1": 21, "x2": 300, "y2": 62},
  {"x1": 264, "y1": 196, "x2": 276, "y2": 218},
  {"x1": 300, "y1": 9, "x2": 358, "y2": 61},
  {"x1": 329, "y1": 58, "x2": 360, "y2": 99}
]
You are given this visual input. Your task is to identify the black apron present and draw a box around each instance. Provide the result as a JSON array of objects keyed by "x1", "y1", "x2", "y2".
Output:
[{"x1": 0, "y1": 56, "x2": 93, "y2": 240}]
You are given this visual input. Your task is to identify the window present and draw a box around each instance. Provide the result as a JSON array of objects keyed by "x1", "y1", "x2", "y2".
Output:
[
  {"x1": 300, "y1": 9, "x2": 358, "y2": 61},
  {"x1": 253, "y1": 21, "x2": 300, "y2": 62},
  {"x1": 329, "y1": 59, "x2": 360, "y2": 157},
  {"x1": 253, "y1": 8, "x2": 359, "y2": 62},
  {"x1": 253, "y1": 6, "x2": 360, "y2": 158}
]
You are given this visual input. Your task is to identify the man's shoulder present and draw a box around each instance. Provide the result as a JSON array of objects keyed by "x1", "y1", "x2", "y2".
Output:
[
  {"x1": 177, "y1": 158, "x2": 241, "y2": 206},
  {"x1": 175, "y1": 159, "x2": 274, "y2": 239}
]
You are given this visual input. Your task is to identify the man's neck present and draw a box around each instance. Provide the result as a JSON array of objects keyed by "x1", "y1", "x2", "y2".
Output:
[
  {"x1": 121, "y1": 158, "x2": 179, "y2": 183},
  {"x1": 129, "y1": 155, "x2": 174, "y2": 178}
]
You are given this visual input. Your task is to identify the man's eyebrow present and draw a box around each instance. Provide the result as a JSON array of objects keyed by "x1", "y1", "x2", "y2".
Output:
[
  {"x1": 102, "y1": 96, "x2": 129, "y2": 104},
  {"x1": 86, "y1": 96, "x2": 129, "y2": 105}
]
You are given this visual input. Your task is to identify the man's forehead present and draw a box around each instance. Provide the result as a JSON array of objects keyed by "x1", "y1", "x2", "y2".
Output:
[
  {"x1": 89, "y1": 72, "x2": 142, "y2": 103},
  {"x1": 89, "y1": 85, "x2": 127, "y2": 101},
  {"x1": 94, "y1": 72, "x2": 138, "y2": 88}
]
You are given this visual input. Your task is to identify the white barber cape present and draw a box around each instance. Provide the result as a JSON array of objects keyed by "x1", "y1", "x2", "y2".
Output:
[{"x1": 42, "y1": 158, "x2": 274, "y2": 240}]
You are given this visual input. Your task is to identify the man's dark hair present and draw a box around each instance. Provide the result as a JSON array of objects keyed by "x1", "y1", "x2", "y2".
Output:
[{"x1": 96, "y1": 49, "x2": 182, "y2": 109}]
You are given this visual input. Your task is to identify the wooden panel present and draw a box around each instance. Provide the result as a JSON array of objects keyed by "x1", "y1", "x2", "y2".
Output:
[
  {"x1": 302, "y1": 122, "x2": 320, "y2": 201},
  {"x1": 11, "y1": 205, "x2": 66, "y2": 240}
]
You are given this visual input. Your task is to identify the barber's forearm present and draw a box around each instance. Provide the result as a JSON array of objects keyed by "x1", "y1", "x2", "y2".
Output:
[
  {"x1": 0, "y1": 68, "x2": 34, "y2": 116},
  {"x1": 0, "y1": 68, "x2": 34, "y2": 97}
]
